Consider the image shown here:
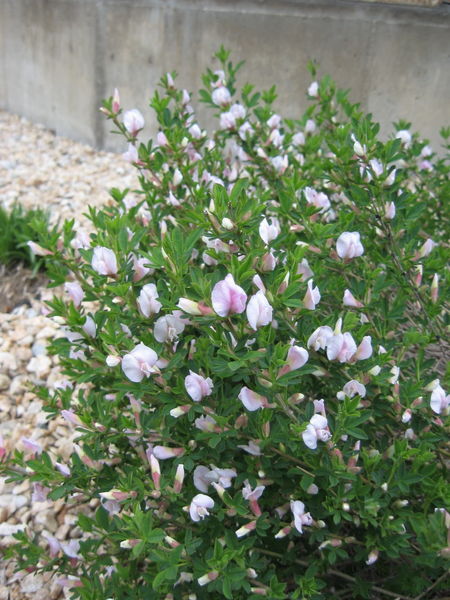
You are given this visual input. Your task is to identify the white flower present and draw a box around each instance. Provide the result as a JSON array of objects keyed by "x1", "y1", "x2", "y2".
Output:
[
  {"x1": 246, "y1": 291, "x2": 273, "y2": 330},
  {"x1": 122, "y1": 343, "x2": 158, "y2": 383},
  {"x1": 123, "y1": 109, "x2": 145, "y2": 136},
  {"x1": 303, "y1": 280, "x2": 320, "y2": 310},
  {"x1": 189, "y1": 494, "x2": 214, "y2": 522},
  {"x1": 212, "y1": 86, "x2": 231, "y2": 107},
  {"x1": 308, "y1": 81, "x2": 319, "y2": 97},
  {"x1": 154, "y1": 314, "x2": 185, "y2": 343},
  {"x1": 137, "y1": 284, "x2": 162, "y2": 317},
  {"x1": 238, "y1": 387, "x2": 268, "y2": 411},
  {"x1": 302, "y1": 414, "x2": 331, "y2": 450},
  {"x1": 91, "y1": 246, "x2": 118, "y2": 276},
  {"x1": 336, "y1": 232, "x2": 364, "y2": 259},
  {"x1": 430, "y1": 384, "x2": 449, "y2": 415},
  {"x1": 184, "y1": 371, "x2": 214, "y2": 402},
  {"x1": 259, "y1": 217, "x2": 281, "y2": 244},
  {"x1": 291, "y1": 500, "x2": 313, "y2": 533},
  {"x1": 307, "y1": 326, "x2": 333, "y2": 351}
]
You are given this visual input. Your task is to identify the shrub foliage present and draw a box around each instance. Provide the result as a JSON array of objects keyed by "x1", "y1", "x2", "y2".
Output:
[{"x1": 2, "y1": 49, "x2": 449, "y2": 599}]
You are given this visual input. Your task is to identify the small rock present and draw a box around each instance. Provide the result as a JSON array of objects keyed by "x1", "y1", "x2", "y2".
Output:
[
  {"x1": 0, "y1": 522, "x2": 26, "y2": 536},
  {"x1": 0, "y1": 375, "x2": 10, "y2": 391},
  {"x1": 27, "y1": 355, "x2": 52, "y2": 377},
  {"x1": 31, "y1": 342, "x2": 47, "y2": 357}
]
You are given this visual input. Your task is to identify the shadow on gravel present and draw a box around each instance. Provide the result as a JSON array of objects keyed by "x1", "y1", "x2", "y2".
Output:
[{"x1": 0, "y1": 263, "x2": 48, "y2": 313}]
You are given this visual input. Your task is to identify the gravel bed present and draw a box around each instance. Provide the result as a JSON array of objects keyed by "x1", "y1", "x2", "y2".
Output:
[{"x1": 0, "y1": 110, "x2": 138, "y2": 599}]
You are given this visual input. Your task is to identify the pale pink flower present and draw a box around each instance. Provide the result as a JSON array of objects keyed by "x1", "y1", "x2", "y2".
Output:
[
  {"x1": 237, "y1": 440, "x2": 261, "y2": 456},
  {"x1": 212, "y1": 86, "x2": 231, "y2": 107},
  {"x1": 197, "y1": 571, "x2": 219, "y2": 586},
  {"x1": 303, "y1": 280, "x2": 320, "y2": 310},
  {"x1": 106, "y1": 355, "x2": 121, "y2": 367},
  {"x1": 230, "y1": 103, "x2": 246, "y2": 120},
  {"x1": 70, "y1": 228, "x2": 90, "y2": 250},
  {"x1": 156, "y1": 131, "x2": 168, "y2": 147},
  {"x1": 353, "y1": 140, "x2": 366, "y2": 157},
  {"x1": 305, "y1": 119, "x2": 316, "y2": 134},
  {"x1": 123, "y1": 109, "x2": 144, "y2": 136},
  {"x1": 384, "y1": 168, "x2": 397, "y2": 187},
  {"x1": 27, "y1": 241, "x2": 53, "y2": 256},
  {"x1": 414, "y1": 265, "x2": 423, "y2": 287},
  {"x1": 389, "y1": 366, "x2": 400, "y2": 385},
  {"x1": 64, "y1": 282, "x2": 84, "y2": 307},
  {"x1": 384, "y1": 201, "x2": 396, "y2": 220},
  {"x1": 267, "y1": 114, "x2": 281, "y2": 129},
  {"x1": 369, "y1": 158, "x2": 384, "y2": 177},
  {"x1": 307, "y1": 326, "x2": 333, "y2": 351},
  {"x1": 292, "y1": 131, "x2": 305, "y2": 146},
  {"x1": 270, "y1": 155, "x2": 288, "y2": 174},
  {"x1": 336, "y1": 232, "x2": 364, "y2": 259},
  {"x1": 246, "y1": 291, "x2": 273, "y2": 330},
  {"x1": 242, "y1": 480, "x2": 265, "y2": 502},
  {"x1": 402, "y1": 409, "x2": 412, "y2": 423},
  {"x1": 313, "y1": 399, "x2": 326, "y2": 415},
  {"x1": 123, "y1": 143, "x2": 138, "y2": 163},
  {"x1": 189, "y1": 494, "x2": 215, "y2": 522},
  {"x1": 211, "y1": 274, "x2": 247, "y2": 317},
  {"x1": 239, "y1": 121, "x2": 254, "y2": 139},
  {"x1": 177, "y1": 298, "x2": 202, "y2": 315},
  {"x1": 343, "y1": 289, "x2": 363, "y2": 308},
  {"x1": 185, "y1": 371, "x2": 213, "y2": 402},
  {"x1": 337, "y1": 380, "x2": 366, "y2": 400},
  {"x1": 280, "y1": 345, "x2": 309, "y2": 375},
  {"x1": 430, "y1": 384, "x2": 449, "y2": 415},
  {"x1": 193, "y1": 466, "x2": 215, "y2": 492},
  {"x1": 220, "y1": 111, "x2": 236, "y2": 130},
  {"x1": 297, "y1": 258, "x2": 314, "y2": 281},
  {"x1": 112, "y1": 88, "x2": 120, "y2": 113},
  {"x1": 259, "y1": 217, "x2": 281, "y2": 244},
  {"x1": 195, "y1": 415, "x2": 217, "y2": 432},
  {"x1": 414, "y1": 238, "x2": 437, "y2": 260},
  {"x1": 261, "y1": 251, "x2": 277, "y2": 271},
  {"x1": 304, "y1": 187, "x2": 330, "y2": 212},
  {"x1": 242, "y1": 480, "x2": 265, "y2": 516},
  {"x1": 60, "y1": 539, "x2": 80, "y2": 560},
  {"x1": 137, "y1": 284, "x2": 162, "y2": 318},
  {"x1": 61, "y1": 409, "x2": 83, "y2": 427},
  {"x1": 431, "y1": 273, "x2": 439, "y2": 303},
  {"x1": 308, "y1": 81, "x2": 319, "y2": 97},
  {"x1": 354, "y1": 336, "x2": 373, "y2": 361},
  {"x1": 55, "y1": 462, "x2": 71, "y2": 477},
  {"x1": 326, "y1": 332, "x2": 357, "y2": 363},
  {"x1": 153, "y1": 446, "x2": 185, "y2": 460},
  {"x1": 189, "y1": 123, "x2": 202, "y2": 139},
  {"x1": 153, "y1": 313, "x2": 186, "y2": 343},
  {"x1": 366, "y1": 550, "x2": 379, "y2": 565},
  {"x1": 32, "y1": 482, "x2": 50, "y2": 503},
  {"x1": 92, "y1": 246, "x2": 118, "y2": 276},
  {"x1": 122, "y1": 343, "x2": 158, "y2": 382},
  {"x1": 132, "y1": 255, "x2": 153, "y2": 281},
  {"x1": 238, "y1": 387, "x2": 268, "y2": 411},
  {"x1": 43, "y1": 532, "x2": 61, "y2": 557},
  {"x1": 82, "y1": 316, "x2": 96, "y2": 337},
  {"x1": 396, "y1": 129, "x2": 412, "y2": 147},
  {"x1": 268, "y1": 128, "x2": 284, "y2": 147},
  {"x1": 291, "y1": 500, "x2": 313, "y2": 533},
  {"x1": 302, "y1": 414, "x2": 331, "y2": 449},
  {"x1": 21, "y1": 437, "x2": 42, "y2": 455},
  {"x1": 236, "y1": 520, "x2": 257, "y2": 538}
]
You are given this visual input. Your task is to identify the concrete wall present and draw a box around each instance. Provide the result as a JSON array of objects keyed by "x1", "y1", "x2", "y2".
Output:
[{"x1": 1, "y1": 0, "x2": 449, "y2": 152}]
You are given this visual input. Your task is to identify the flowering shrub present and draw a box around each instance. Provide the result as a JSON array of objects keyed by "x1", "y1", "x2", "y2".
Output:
[{"x1": 3, "y1": 48, "x2": 449, "y2": 599}]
